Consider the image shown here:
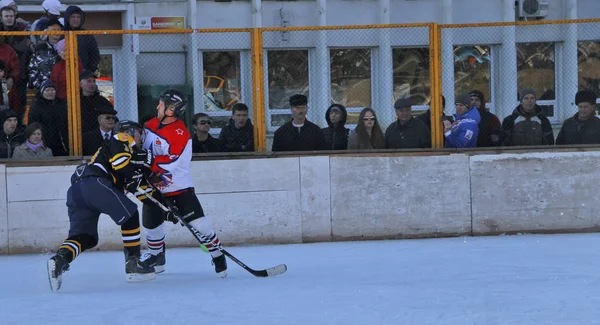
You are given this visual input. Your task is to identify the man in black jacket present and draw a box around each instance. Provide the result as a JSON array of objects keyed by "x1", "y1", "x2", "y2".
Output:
[
  {"x1": 219, "y1": 103, "x2": 254, "y2": 152},
  {"x1": 0, "y1": 108, "x2": 24, "y2": 158},
  {"x1": 272, "y1": 94, "x2": 326, "y2": 152},
  {"x1": 500, "y1": 88, "x2": 554, "y2": 146},
  {"x1": 82, "y1": 105, "x2": 117, "y2": 155},
  {"x1": 192, "y1": 112, "x2": 223, "y2": 153},
  {"x1": 556, "y1": 90, "x2": 600, "y2": 145},
  {"x1": 385, "y1": 98, "x2": 431, "y2": 149},
  {"x1": 64, "y1": 6, "x2": 99, "y2": 73},
  {"x1": 321, "y1": 103, "x2": 349, "y2": 150}
]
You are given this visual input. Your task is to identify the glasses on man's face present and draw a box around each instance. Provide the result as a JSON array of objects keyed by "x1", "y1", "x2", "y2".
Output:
[
  {"x1": 198, "y1": 120, "x2": 211, "y2": 125},
  {"x1": 363, "y1": 117, "x2": 375, "y2": 121},
  {"x1": 103, "y1": 116, "x2": 116, "y2": 120}
]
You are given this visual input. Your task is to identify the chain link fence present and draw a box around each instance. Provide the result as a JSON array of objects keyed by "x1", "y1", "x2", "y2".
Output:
[
  {"x1": 440, "y1": 20, "x2": 600, "y2": 148},
  {"x1": 262, "y1": 24, "x2": 431, "y2": 151}
]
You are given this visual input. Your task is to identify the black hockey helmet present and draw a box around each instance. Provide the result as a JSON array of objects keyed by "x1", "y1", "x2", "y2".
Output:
[
  {"x1": 114, "y1": 120, "x2": 142, "y2": 137},
  {"x1": 159, "y1": 89, "x2": 188, "y2": 117}
]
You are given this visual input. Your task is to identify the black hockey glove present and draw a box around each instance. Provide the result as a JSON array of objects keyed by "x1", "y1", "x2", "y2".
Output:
[
  {"x1": 125, "y1": 170, "x2": 145, "y2": 194},
  {"x1": 164, "y1": 204, "x2": 180, "y2": 225},
  {"x1": 131, "y1": 148, "x2": 153, "y2": 169}
]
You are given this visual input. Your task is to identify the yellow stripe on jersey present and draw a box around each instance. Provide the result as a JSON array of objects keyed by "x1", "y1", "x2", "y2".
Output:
[
  {"x1": 116, "y1": 133, "x2": 135, "y2": 147},
  {"x1": 121, "y1": 227, "x2": 140, "y2": 235},
  {"x1": 109, "y1": 152, "x2": 132, "y2": 170}
]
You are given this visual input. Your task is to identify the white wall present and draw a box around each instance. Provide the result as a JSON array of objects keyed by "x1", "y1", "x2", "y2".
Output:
[{"x1": 3, "y1": 150, "x2": 600, "y2": 254}]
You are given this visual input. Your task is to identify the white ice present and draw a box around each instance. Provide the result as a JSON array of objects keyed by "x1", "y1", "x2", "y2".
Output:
[{"x1": 1, "y1": 233, "x2": 599, "y2": 325}]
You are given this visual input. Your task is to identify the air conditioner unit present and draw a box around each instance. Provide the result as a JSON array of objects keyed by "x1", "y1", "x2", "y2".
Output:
[{"x1": 519, "y1": 0, "x2": 549, "y2": 19}]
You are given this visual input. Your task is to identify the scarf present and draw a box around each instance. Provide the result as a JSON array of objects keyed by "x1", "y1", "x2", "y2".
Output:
[{"x1": 26, "y1": 140, "x2": 44, "y2": 153}]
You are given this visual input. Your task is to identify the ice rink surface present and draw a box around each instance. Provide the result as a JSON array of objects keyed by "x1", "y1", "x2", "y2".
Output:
[{"x1": 1, "y1": 233, "x2": 599, "y2": 325}]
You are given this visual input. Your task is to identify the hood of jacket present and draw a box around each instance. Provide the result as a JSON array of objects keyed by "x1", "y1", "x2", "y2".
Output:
[
  {"x1": 325, "y1": 104, "x2": 348, "y2": 128},
  {"x1": 64, "y1": 6, "x2": 86, "y2": 30},
  {"x1": 454, "y1": 106, "x2": 481, "y2": 124}
]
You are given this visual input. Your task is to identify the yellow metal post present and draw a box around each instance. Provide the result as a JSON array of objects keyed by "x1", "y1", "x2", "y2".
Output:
[
  {"x1": 429, "y1": 23, "x2": 443, "y2": 149},
  {"x1": 250, "y1": 28, "x2": 266, "y2": 152},
  {"x1": 66, "y1": 32, "x2": 82, "y2": 156}
]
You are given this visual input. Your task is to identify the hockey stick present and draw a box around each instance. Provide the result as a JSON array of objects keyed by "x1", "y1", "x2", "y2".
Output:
[{"x1": 135, "y1": 183, "x2": 287, "y2": 278}]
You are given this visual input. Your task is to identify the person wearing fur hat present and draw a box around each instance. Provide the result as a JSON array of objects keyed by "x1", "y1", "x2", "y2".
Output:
[
  {"x1": 50, "y1": 39, "x2": 83, "y2": 101},
  {"x1": 500, "y1": 88, "x2": 554, "y2": 146},
  {"x1": 469, "y1": 90, "x2": 501, "y2": 147},
  {"x1": 556, "y1": 90, "x2": 600, "y2": 145},
  {"x1": 322, "y1": 103, "x2": 349, "y2": 150},
  {"x1": 443, "y1": 93, "x2": 481, "y2": 148}
]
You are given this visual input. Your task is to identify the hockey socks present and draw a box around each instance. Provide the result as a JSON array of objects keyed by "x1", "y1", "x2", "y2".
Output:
[
  {"x1": 57, "y1": 239, "x2": 81, "y2": 263},
  {"x1": 146, "y1": 223, "x2": 165, "y2": 256},
  {"x1": 121, "y1": 216, "x2": 142, "y2": 258},
  {"x1": 189, "y1": 217, "x2": 223, "y2": 258}
]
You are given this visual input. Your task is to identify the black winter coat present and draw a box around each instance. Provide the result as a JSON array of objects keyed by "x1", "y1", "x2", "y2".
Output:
[{"x1": 27, "y1": 95, "x2": 69, "y2": 156}]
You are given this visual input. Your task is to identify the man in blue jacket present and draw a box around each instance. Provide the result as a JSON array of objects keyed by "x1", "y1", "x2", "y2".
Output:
[
  {"x1": 64, "y1": 5, "x2": 99, "y2": 73},
  {"x1": 444, "y1": 93, "x2": 481, "y2": 148}
]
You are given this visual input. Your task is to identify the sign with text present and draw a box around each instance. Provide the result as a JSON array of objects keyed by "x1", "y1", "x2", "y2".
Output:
[{"x1": 135, "y1": 17, "x2": 185, "y2": 30}]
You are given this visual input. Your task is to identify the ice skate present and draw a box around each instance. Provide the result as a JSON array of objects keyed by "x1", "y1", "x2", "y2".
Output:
[
  {"x1": 212, "y1": 254, "x2": 227, "y2": 278},
  {"x1": 125, "y1": 256, "x2": 156, "y2": 283},
  {"x1": 47, "y1": 250, "x2": 71, "y2": 292},
  {"x1": 139, "y1": 251, "x2": 166, "y2": 273}
]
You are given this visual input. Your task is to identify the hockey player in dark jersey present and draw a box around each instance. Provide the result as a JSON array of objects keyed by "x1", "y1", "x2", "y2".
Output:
[
  {"x1": 139, "y1": 89, "x2": 227, "y2": 277},
  {"x1": 47, "y1": 120, "x2": 156, "y2": 292}
]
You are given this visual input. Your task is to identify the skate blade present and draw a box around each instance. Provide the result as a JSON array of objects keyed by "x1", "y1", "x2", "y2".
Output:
[
  {"x1": 218, "y1": 270, "x2": 227, "y2": 278},
  {"x1": 47, "y1": 259, "x2": 62, "y2": 292},
  {"x1": 155, "y1": 265, "x2": 165, "y2": 274},
  {"x1": 126, "y1": 272, "x2": 156, "y2": 283}
]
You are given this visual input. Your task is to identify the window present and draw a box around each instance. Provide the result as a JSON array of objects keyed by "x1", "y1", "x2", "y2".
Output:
[
  {"x1": 97, "y1": 53, "x2": 113, "y2": 105},
  {"x1": 393, "y1": 48, "x2": 430, "y2": 114},
  {"x1": 454, "y1": 45, "x2": 491, "y2": 105},
  {"x1": 516, "y1": 42, "x2": 555, "y2": 116},
  {"x1": 578, "y1": 41, "x2": 600, "y2": 114},
  {"x1": 330, "y1": 49, "x2": 371, "y2": 109},
  {"x1": 202, "y1": 51, "x2": 242, "y2": 129},
  {"x1": 267, "y1": 50, "x2": 309, "y2": 127}
]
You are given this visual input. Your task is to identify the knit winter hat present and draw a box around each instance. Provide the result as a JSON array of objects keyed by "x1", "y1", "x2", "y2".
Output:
[
  {"x1": 455, "y1": 93, "x2": 471, "y2": 108},
  {"x1": 520, "y1": 88, "x2": 537, "y2": 100},
  {"x1": 575, "y1": 90, "x2": 597, "y2": 106},
  {"x1": 55, "y1": 39, "x2": 65, "y2": 53},
  {"x1": 289, "y1": 94, "x2": 307, "y2": 107},
  {"x1": 40, "y1": 79, "x2": 56, "y2": 94}
]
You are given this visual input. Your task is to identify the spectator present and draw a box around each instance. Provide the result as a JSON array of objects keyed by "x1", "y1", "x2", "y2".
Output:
[
  {"x1": 444, "y1": 93, "x2": 481, "y2": 148},
  {"x1": 27, "y1": 79, "x2": 68, "y2": 156},
  {"x1": 272, "y1": 94, "x2": 327, "y2": 152},
  {"x1": 556, "y1": 90, "x2": 600, "y2": 145},
  {"x1": 218, "y1": 103, "x2": 254, "y2": 152},
  {"x1": 500, "y1": 88, "x2": 554, "y2": 146},
  {"x1": 0, "y1": 60, "x2": 20, "y2": 113},
  {"x1": 0, "y1": 0, "x2": 32, "y2": 29},
  {"x1": 0, "y1": 5, "x2": 31, "y2": 109},
  {"x1": 50, "y1": 39, "x2": 83, "y2": 101},
  {"x1": 29, "y1": 18, "x2": 61, "y2": 90},
  {"x1": 322, "y1": 103, "x2": 349, "y2": 150},
  {"x1": 79, "y1": 70, "x2": 114, "y2": 134},
  {"x1": 64, "y1": 6, "x2": 99, "y2": 73},
  {"x1": 469, "y1": 90, "x2": 501, "y2": 147},
  {"x1": 416, "y1": 95, "x2": 453, "y2": 131},
  {"x1": 0, "y1": 109, "x2": 23, "y2": 158},
  {"x1": 30, "y1": 0, "x2": 62, "y2": 47},
  {"x1": 82, "y1": 105, "x2": 117, "y2": 155},
  {"x1": 0, "y1": 36, "x2": 19, "y2": 109},
  {"x1": 192, "y1": 113, "x2": 223, "y2": 153},
  {"x1": 347, "y1": 107, "x2": 385, "y2": 150},
  {"x1": 385, "y1": 98, "x2": 431, "y2": 149},
  {"x1": 12, "y1": 122, "x2": 53, "y2": 159}
]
